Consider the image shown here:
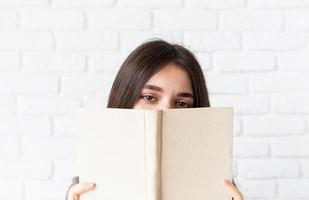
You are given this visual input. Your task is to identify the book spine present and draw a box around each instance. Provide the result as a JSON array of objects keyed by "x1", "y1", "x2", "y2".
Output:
[{"x1": 144, "y1": 110, "x2": 162, "y2": 200}]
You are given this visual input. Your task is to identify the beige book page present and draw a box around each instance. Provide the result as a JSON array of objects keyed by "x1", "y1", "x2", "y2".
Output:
[{"x1": 161, "y1": 107, "x2": 233, "y2": 200}]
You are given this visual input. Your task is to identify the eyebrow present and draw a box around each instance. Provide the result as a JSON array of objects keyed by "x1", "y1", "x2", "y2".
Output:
[{"x1": 143, "y1": 84, "x2": 194, "y2": 99}]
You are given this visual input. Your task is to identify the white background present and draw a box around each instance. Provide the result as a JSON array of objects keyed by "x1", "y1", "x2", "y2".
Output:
[{"x1": 0, "y1": 0, "x2": 309, "y2": 199}]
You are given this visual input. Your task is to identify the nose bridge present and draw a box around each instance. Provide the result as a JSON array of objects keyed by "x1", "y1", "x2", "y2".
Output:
[{"x1": 159, "y1": 96, "x2": 173, "y2": 109}]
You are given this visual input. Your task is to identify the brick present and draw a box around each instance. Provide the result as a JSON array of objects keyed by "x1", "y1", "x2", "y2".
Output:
[
  {"x1": 154, "y1": 9, "x2": 218, "y2": 30},
  {"x1": 0, "y1": 95, "x2": 16, "y2": 115},
  {"x1": 17, "y1": 95, "x2": 82, "y2": 115},
  {"x1": 0, "y1": 0, "x2": 48, "y2": 5},
  {"x1": 120, "y1": 31, "x2": 183, "y2": 51},
  {"x1": 21, "y1": 8, "x2": 84, "y2": 29},
  {"x1": 83, "y1": 93, "x2": 109, "y2": 107},
  {"x1": 52, "y1": 0, "x2": 114, "y2": 6},
  {"x1": 238, "y1": 158, "x2": 300, "y2": 178},
  {"x1": 237, "y1": 180, "x2": 276, "y2": 198},
  {"x1": 250, "y1": 72, "x2": 309, "y2": 92},
  {"x1": 186, "y1": 0, "x2": 245, "y2": 8},
  {"x1": 60, "y1": 73, "x2": 115, "y2": 94},
  {"x1": 184, "y1": 32, "x2": 242, "y2": 51},
  {"x1": 277, "y1": 51, "x2": 309, "y2": 70},
  {"x1": 209, "y1": 94, "x2": 269, "y2": 114},
  {"x1": 243, "y1": 116, "x2": 306, "y2": 136},
  {"x1": 0, "y1": 10, "x2": 18, "y2": 30},
  {"x1": 213, "y1": 52, "x2": 276, "y2": 72},
  {"x1": 0, "y1": 72, "x2": 58, "y2": 94},
  {"x1": 55, "y1": 31, "x2": 118, "y2": 50},
  {"x1": 278, "y1": 180, "x2": 309, "y2": 198},
  {"x1": 22, "y1": 136, "x2": 76, "y2": 158},
  {"x1": 272, "y1": 94, "x2": 309, "y2": 114},
  {"x1": 234, "y1": 138, "x2": 269, "y2": 158},
  {"x1": 0, "y1": 52, "x2": 19, "y2": 71},
  {"x1": 0, "y1": 160, "x2": 52, "y2": 179},
  {"x1": 271, "y1": 136, "x2": 309, "y2": 157},
  {"x1": 0, "y1": 116, "x2": 51, "y2": 136},
  {"x1": 118, "y1": 0, "x2": 182, "y2": 7},
  {"x1": 233, "y1": 117, "x2": 242, "y2": 136},
  {"x1": 88, "y1": 9, "x2": 151, "y2": 30},
  {"x1": 248, "y1": 0, "x2": 309, "y2": 8},
  {"x1": 194, "y1": 52, "x2": 211, "y2": 72},
  {"x1": 53, "y1": 116, "x2": 76, "y2": 136},
  {"x1": 285, "y1": 11, "x2": 309, "y2": 30},
  {"x1": 244, "y1": 32, "x2": 307, "y2": 50},
  {"x1": 53, "y1": 160, "x2": 77, "y2": 179},
  {"x1": 0, "y1": 139, "x2": 19, "y2": 157},
  {"x1": 0, "y1": 179, "x2": 22, "y2": 199},
  {"x1": 23, "y1": 52, "x2": 86, "y2": 72},
  {"x1": 206, "y1": 72, "x2": 248, "y2": 94},
  {"x1": 220, "y1": 10, "x2": 283, "y2": 31},
  {"x1": 302, "y1": 160, "x2": 309, "y2": 177},
  {"x1": 0, "y1": 31, "x2": 53, "y2": 50}
]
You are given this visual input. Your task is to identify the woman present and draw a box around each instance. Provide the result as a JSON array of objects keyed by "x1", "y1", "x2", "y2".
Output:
[{"x1": 65, "y1": 39, "x2": 244, "y2": 200}]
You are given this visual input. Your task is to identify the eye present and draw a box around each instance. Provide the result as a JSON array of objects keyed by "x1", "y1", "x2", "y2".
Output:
[
  {"x1": 141, "y1": 95, "x2": 156, "y2": 102},
  {"x1": 176, "y1": 101, "x2": 192, "y2": 108}
]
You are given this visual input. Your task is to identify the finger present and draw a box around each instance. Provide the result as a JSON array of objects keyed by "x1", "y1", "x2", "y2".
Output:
[
  {"x1": 69, "y1": 182, "x2": 96, "y2": 200},
  {"x1": 223, "y1": 180, "x2": 243, "y2": 200}
]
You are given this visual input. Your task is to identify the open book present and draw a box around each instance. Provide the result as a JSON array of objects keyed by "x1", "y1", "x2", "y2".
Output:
[{"x1": 75, "y1": 107, "x2": 233, "y2": 200}]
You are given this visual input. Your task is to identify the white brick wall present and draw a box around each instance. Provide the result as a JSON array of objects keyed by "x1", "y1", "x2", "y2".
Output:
[{"x1": 0, "y1": 0, "x2": 308, "y2": 199}]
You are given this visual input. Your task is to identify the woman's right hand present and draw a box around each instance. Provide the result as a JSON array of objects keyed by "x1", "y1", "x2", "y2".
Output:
[{"x1": 68, "y1": 182, "x2": 96, "y2": 200}]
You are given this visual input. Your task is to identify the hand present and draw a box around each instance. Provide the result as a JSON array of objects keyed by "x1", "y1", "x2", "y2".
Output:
[
  {"x1": 223, "y1": 180, "x2": 244, "y2": 200},
  {"x1": 68, "y1": 182, "x2": 96, "y2": 200}
]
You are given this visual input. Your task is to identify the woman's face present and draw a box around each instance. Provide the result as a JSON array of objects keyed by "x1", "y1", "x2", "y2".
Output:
[{"x1": 133, "y1": 63, "x2": 194, "y2": 110}]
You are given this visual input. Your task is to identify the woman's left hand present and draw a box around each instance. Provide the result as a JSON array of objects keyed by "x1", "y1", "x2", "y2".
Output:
[{"x1": 223, "y1": 180, "x2": 244, "y2": 200}]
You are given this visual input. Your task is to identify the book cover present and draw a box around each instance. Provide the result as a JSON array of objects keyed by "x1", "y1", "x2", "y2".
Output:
[{"x1": 75, "y1": 107, "x2": 233, "y2": 200}]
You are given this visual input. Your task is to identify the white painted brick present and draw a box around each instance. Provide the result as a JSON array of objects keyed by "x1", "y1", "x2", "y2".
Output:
[
  {"x1": 0, "y1": 95, "x2": 16, "y2": 115},
  {"x1": 278, "y1": 180, "x2": 309, "y2": 198},
  {"x1": 60, "y1": 73, "x2": 115, "y2": 94},
  {"x1": 244, "y1": 31, "x2": 307, "y2": 50},
  {"x1": 302, "y1": 160, "x2": 309, "y2": 177},
  {"x1": 83, "y1": 93, "x2": 109, "y2": 108},
  {"x1": 234, "y1": 138, "x2": 269, "y2": 158},
  {"x1": 21, "y1": 8, "x2": 84, "y2": 29},
  {"x1": 22, "y1": 136, "x2": 76, "y2": 158},
  {"x1": 88, "y1": 51, "x2": 128, "y2": 73},
  {"x1": 0, "y1": 31, "x2": 53, "y2": 50},
  {"x1": 213, "y1": 52, "x2": 276, "y2": 72},
  {"x1": 0, "y1": 0, "x2": 48, "y2": 5},
  {"x1": 238, "y1": 158, "x2": 300, "y2": 178},
  {"x1": 0, "y1": 116, "x2": 51, "y2": 136},
  {"x1": 118, "y1": 0, "x2": 182, "y2": 7},
  {"x1": 271, "y1": 136, "x2": 309, "y2": 157},
  {"x1": 209, "y1": 94, "x2": 269, "y2": 114},
  {"x1": 194, "y1": 52, "x2": 211, "y2": 72},
  {"x1": 55, "y1": 31, "x2": 118, "y2": 50},
  {"x1": 186, "y1": 0, "x2": 245, "y2": 8},
  {"x1": 0, "y1": 73, "x2": 58, "y2": 94},
  {"x1": 0, "y1": 160, "x2": 52, "y2": 179},
  {"x1": 120, "y1": 31, "x2": 183, "y2": 51},
  {"x1": 88, "y1": 9, "x2": 151, "y2": 30},
  {"x1": 243, "y1": 116, "x2": 306, "y2": 136},
  {"x1": 0, "y1": 179, "x2": 22, "y2": 199},
  {"x1": 250, "y1": 72, "x2": 309, "y2": 92},
  {"x1": 53, "y1": 160, "x2": 77, "y2": 179},
  {"x1": 233, "y1": 116, "x2": 242, "y2": 136},
  {"x1": 248, "y1": 0, "x2": 309, "y2": 8},
  {"x1": 285, "y1": 11, "x2": 309, "y2": 30},
  {"x1": 0, "y1": 10, "x2": 19, "y2": 30},
  {"x1": 277, "y1": 51, "x2": 309, "y2": 70},
  {"x1": 237, "y1": 180, "x2": 276, "y2": 198},
  {"x1": 220, "y1": 10, "x2": 283, "y2": 31},
  {"x1": 272, "y1": 94, "x2": 309, "y2": 114},
  {"x1": 17, "y1": 95, "x2": 82, "y2": 115},
  {"x1": 206, "y1": 72, "x2": 248, "y2": 94},
  {"x1": 53, "y1": 116, "x2": 76, "y2": 136},
  {"x1": 0, "y1": 52, "x2": 19, "y2": 71},
  {"x1": 154, "y1": 9, "x2": 218, "y2": 30},
  {"x1": 23, "y1": 52, "x2": 86, "y2": 72},
  {"x1": 52, "y1": 0, "x2": 114, "y2": 6},
  {"x1": 0, "y1": 139, "x2": 19, "y2": 158},
  {"x1": 184, "y1": 31, "x2": 242, "y2": 51},
  {"x1": 25, "y1": 179, "x2": 69, "y2": 199}
]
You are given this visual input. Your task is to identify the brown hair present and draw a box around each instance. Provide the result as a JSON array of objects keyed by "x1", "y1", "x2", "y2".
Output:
[{"x1": 107, "y1": 39, "x2": 210, "y2": 108}]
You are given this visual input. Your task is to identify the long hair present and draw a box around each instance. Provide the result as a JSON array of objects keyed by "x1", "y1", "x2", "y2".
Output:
[{"x1": 107, "y1": 39, "x2": 210, "y2": 108}]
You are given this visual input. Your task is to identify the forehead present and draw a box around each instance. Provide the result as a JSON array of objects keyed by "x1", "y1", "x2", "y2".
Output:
[{"x1": 144, "y1": 63, "x2": 193, "y2": 92}]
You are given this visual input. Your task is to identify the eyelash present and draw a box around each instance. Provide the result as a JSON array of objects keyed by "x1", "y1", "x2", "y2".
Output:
[{"x1": 140, "y1": 95, "x2": 193, "y2": 108}]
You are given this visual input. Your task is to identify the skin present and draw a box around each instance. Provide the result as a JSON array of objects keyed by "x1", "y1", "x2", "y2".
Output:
[{"x1": 68, "y1": 63, "x2": 244, "y2": 200}]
